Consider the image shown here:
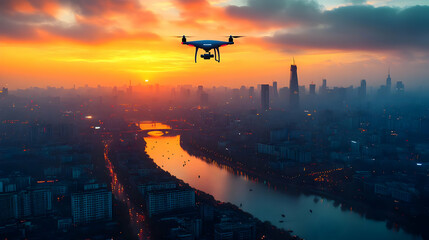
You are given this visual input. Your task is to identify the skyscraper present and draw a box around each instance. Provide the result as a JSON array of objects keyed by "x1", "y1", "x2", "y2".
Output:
[
  {"x1": 319, "y1": 79, "x2": 327, "y2": 94},
  {"x1": 197, "y1": 85, "x2": 203, "y2": 97},
  {"x1": 309, "y1": 83, "x2": 316, "y2": 95},
  {"x1": 289, "y1": 59, "x2": 299, "y2": 107},
  {"x1": 272, "y1": 81, "x2": 278, "y2": 99},
  {"x1": 386, "y1": 68, "x2": 391, "y2": 94},
  {"x1": 359, "y1": 79, "x2": 367, "y2": 98},
  {"x1": 396, "y1": 81, "x2": 404, "y2": 94},
  {"x1": 248, "y1": 86, "x2": 254, "y2": 98},
  {"x1": 127, "y1": 80, "x2": 132, "y2": 95},
  {"x1": 261, "y1": 84, "x2": 269, "y2": 111}
]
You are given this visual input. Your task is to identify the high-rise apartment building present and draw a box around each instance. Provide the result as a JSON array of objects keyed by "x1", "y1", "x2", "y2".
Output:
[
  {"x1": 146, "y1": 188, "x2": 195, "y2": 217},
  {"x1": 261, "y1": 84, "x2": 270, "y2": 111},
  {"x1": 71, "y1": 187, "x2": 112, "y2": 225}
]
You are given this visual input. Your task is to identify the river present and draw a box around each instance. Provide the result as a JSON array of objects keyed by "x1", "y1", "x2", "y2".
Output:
[{"x1": 143, "y1": 128, "x2": 421, "y2": 240}]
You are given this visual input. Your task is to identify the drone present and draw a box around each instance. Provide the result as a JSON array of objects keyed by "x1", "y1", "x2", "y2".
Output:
[{"x1": 179, "y1": 35, "x2": 243, "y2": 63}]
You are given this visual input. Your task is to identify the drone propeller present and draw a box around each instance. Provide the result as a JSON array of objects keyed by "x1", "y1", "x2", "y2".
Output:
[
  {"x1": 172, "y1": 35, "x2": 194, "y2": 38},
  {"x1": 225, "y1": 35, "x2": 245, "y2": 38}
]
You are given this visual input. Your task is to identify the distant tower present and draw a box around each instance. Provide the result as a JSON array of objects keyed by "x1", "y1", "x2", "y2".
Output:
[
  {"x1": 197, "y1": 85, "x2": 203, "y2": 94},
  {"x1": 127, "y1": 80, "x2": 132, "y2": 95},
  {"x1": 197, "y1": 85, "x2": 203, "y2": 100},
  {"x1": 249, "y1": 86, "x2": 255, "y2": 98},
  {"x1": 240, "y1": 85, "x2": 247, "y2": 99},
  {"x1": 359, "y1": 79, "x2": 367, "y2": 98},
  {"x1": 261, "y1": 84, "x2": 270, "y2": 111},
  {"x1": 289, "y1": 58, "x2": 299, "y2": 107},
  {"x1": 309, "y1": 83, "x2": 316, "y2": 95},
  {"x1": 386, "y1": 67, "x2": 392, "y2": 94},
  {"x1": 319, "y1": 79, "x2": 327, "y2": 95},
  {"x1": 272, "y1": 81, "x2": 278, "y2": 99},
  {"x1": 396, "y1": 81, "x2": 404, "y2": 95}
]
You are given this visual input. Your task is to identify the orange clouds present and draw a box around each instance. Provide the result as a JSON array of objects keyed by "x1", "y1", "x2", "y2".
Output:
[
  {"x1": 168, "y1": 0, "x2": 271, "y2": 34},
  {"x1": 170, "y1": 0, "x2": 224, "y2": 28},
  {"x1": 0, "y1": 0, "x2": 159, "y2": 44},
  {"x1": 1, "y1": 0, "x2": 60, "y2": 15}
]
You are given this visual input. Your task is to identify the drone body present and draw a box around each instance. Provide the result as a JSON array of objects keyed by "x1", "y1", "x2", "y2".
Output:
[{"x1": 180, "y1": 35, "x2": 241, "y2": 63}]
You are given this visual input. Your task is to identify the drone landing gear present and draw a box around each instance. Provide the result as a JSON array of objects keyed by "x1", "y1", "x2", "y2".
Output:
[
  {"x1": 214, "y1": 48, "x2": 220, "y2": 63},
  {"x1": 194, "y1": 47, "x2": 221, "y2": 63}
]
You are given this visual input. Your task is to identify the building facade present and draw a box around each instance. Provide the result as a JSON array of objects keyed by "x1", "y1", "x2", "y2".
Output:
[
  {"x1": 71, "y1": 188, "x2": 112, "y2": 225},
  {"x1": 146, "y1": 188, "x2": 195, "y2": 217}
]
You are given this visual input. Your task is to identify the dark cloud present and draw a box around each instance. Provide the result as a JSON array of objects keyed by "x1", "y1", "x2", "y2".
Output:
[
  {"x1": 0, "y1": 16, "x2": 39, "y2": 40},
  {"x1": 345, "y1": 0, "x2": 366, "y2": 5},
  {"x1": 0, "y1": 0, "x2": 158, "y2": 43},
  {"x1": 0, "y1": 2, "x2": 56, "y2": 41},
  {"x1": 59, "y1": 0, "x2": 152, "y2": 19},
  {"x1": 226, "y1": 0, "x2": 322, "y2": 27},
  {"x1": 44, "y1": 23, "x2": 116, "y2": 43},
  {"x1": 269, "y1": 5, "x2": 429, "y2": 51},
  {"x1": 226, "y1": 1, "x2": 429, "y2": 52}
]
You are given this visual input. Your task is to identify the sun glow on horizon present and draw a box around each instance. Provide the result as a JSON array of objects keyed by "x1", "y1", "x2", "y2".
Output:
[{"x1": 0, "y1": 0, "x2": 428, "y2": 89}]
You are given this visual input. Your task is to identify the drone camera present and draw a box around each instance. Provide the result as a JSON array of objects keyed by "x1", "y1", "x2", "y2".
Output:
[{"x1": 201, "y1": 53, "x2": 214, "y2": 60}]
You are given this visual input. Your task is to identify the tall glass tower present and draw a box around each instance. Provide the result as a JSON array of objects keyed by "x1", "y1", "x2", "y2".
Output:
[
  {"x1": 289, "y1": 59, "x2": 299, "y2": 108},
  {"x1": 359, "y1": 79, "x2": 367, "y2": 98},
  {"x1": 386, "y1": 68, "x2": 392, "y2": 94},
  {"x1": 261, "y1": 84, "x2": 270, "y2": 111}
]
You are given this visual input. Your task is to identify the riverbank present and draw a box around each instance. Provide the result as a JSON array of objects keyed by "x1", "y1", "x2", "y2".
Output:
[
  {"x1": 179, "y1": 131, "x2": 428, "y2": 239},
  {"x1": 107, "y1": 132, "x2": 299, "y2": 240}
]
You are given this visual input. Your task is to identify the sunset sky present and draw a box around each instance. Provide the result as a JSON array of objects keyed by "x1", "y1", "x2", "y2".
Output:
[{"x1": 1, "y1": 0, "x2": 429, "y2": 90}]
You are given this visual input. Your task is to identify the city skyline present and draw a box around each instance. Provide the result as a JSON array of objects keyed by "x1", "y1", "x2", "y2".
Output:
[{"x1": 1, "y1": 0, "x2": 429, "y2": 89}]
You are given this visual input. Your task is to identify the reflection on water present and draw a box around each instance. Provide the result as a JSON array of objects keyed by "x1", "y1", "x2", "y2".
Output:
[
  {"x1": 139, "y1": 121, "x2": 171, "y2": 131},
  {"x1": 144, "y1": 134, "x2": 421, "y2": 240},
  {"x1": 147, "y1": 131, "x2": 165, "y2": 137}
]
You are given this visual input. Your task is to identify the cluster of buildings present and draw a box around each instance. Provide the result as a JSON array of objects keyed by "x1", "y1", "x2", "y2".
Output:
[
  {"x1": 0, "y1": 93, "x2": 124, "y2": 239},
  {"x1": 170, "y1": 62, "x2": 428, "y2": 221},
  {"x1": 0, "y1": 144, "x2": 115, "y2": 239},
  {"x1": 351, "y1": 170, "x2": 429, "y2": 217},
  {"x1": 113, "y1": 131, "x2": 258, "y2": 240},
  {"x1": 0, "y1": 60, "x2": 427, "y2": 239}
]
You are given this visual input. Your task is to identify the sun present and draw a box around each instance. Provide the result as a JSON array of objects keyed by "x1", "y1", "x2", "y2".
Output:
[{"x1": 145, "y1": 79, "x2": 149, "y2": 83}]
